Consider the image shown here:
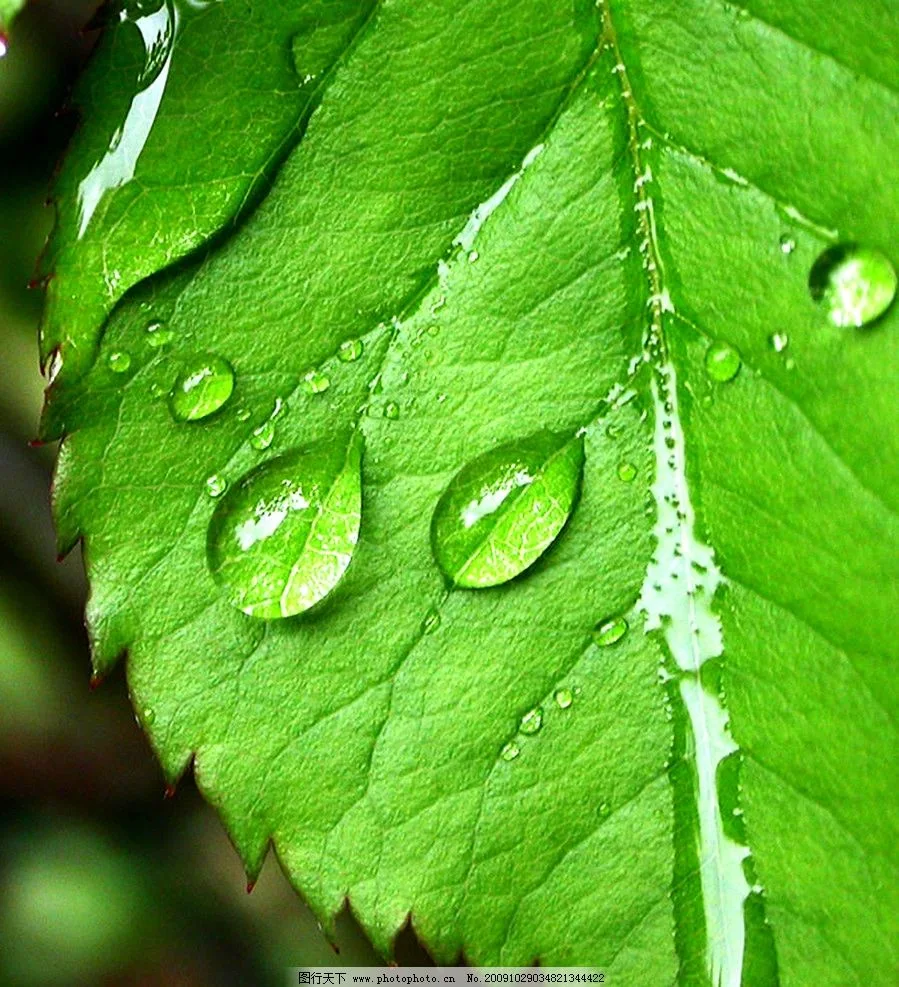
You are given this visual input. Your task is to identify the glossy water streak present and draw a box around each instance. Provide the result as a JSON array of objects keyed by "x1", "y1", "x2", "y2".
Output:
[
  {"x1": 638, "y1": 367, "x2": 749, "y2": 987},
  {"x1": 77, "y1": 0, "x2": 178, "y2": 238}
]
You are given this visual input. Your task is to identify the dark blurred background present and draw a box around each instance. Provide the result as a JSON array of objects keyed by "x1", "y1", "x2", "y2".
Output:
[{"x1": 0, "y1": 3, "x2": 422, "y2": 982}]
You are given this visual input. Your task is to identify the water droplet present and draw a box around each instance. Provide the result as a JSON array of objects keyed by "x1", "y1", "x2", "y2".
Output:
[
  {"x1": 207, "y1": 431, "x2": 363, "y2": 619},
  {"x1": 593, "y1": 616, "x2": 628, "y2": 647},
  {"x1": 108, "y1": 351, "x2": 132, "y2": 373},
  {"x1": 779, "y1": 235, "x2": 796, "y2": 255},
  {"x1": 809, "y1": 243, "x2": 897, "y2": 328},
  {"x1": 169, "y1": 354, "x2": 235, "y2": 421},
  {"x1": 338, "y1": 338, "x2": 363, "y2": 362},
  {"x1": 206, "y1": 473, "x2": 228, "y2": 498},
  {"x1": 501, "y1": 741, "x2": 520, "y2": 762},
  {"x1": 519, "y1": 707, "x2": 543, "y2": 735},
  {"x1": 146, "y1": 320, "x2": 173, "y2": 347},
  {"x1": 303, "y1": 368, "x2": 331, "y2": 394},
  {"x1": 421, "y1": 608, "x2": 441, "y2": 634},
  {"x1": 468, "y1": 250, "x2": 479, "y2": 263},
  {"x1": 143, "y1": 706, "x2": 156, "y2": 724},
  {"x1": 384, "y1": 401, "x2": 400, "y2": 420},
  {"x1": 617, "y1": 461, "x2": 637, "y2": 482},
  {"x1": 705, "y1": 341, "x2": 741, "y2": 383},
  {"x1": 431, "y1": 430, "x2": 585, "y2": 588},
  {"x1": 250, "y1": 420, "x2": 276, "y2": 451},
  {"x1": 236, "y1": 406, "x2": 251, "y2": 422},
  {"x1": 605, "y1": 422, "x2": 622, "y2": 439},
  {"x1": 426, "y1": 324, "x2": 440, "y2": 337},
  {"x1": 554, "y1": 688, "x2": 573, "y2": 709},
  {"x1": 768, "y1": 332, "x2": 789, "y2": 352},
  {"x1": 597, "y1": 801, "x2": 611, "y2": 820}
]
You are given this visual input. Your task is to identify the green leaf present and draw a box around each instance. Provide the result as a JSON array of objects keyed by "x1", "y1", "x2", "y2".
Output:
[
  {"x1": 0, "y1": 0, "x2": 24, "y2": 35},
  {"x1": 46, "y1": 0, "x2": 898, "y2": 980}
]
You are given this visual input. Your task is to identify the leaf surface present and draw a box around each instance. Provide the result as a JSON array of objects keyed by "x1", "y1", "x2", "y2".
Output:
[{"x1": 46, "y1": 0, "x2": 899, "y2": 980}]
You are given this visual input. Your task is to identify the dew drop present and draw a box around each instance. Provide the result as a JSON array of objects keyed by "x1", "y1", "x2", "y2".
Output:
[
  {"x1": 207, "y1": 431, "x2": 363, "y2": 619},
  {"x1": 468, "y1": 250, "x2": 479, "y2": 263},
  {"x1": 108, "y1": 351, "x2": 132, "y2": 373},
  {"x1": 605, "y1": 422, "x2": 622, "y2": 439},
  {"x1": 617, "y1": 461, "x2": 637, "y2": 482},
  {"x1": 384, "y1": 401, "x2": 400, "y2": 420},
  {"x1": 169, "y1": 354, "x2": 235, "y2": 421},
  {"x1": 431, "y1": 430, "x2": 585, "y2": 588},
  {"x1": 303, "y1": 369, "x2": 331, "y2": 394},
  {"x1": 236, "y1": 406, "x2": 251, "y2": 422},
  {"x1": 206, "y1": 473, "x2": 228, "y2": 498},
  {"x1": 426, "y1": 324, "x2": 440, "y2": 337},
  {"x1": 593, "y1": 616, "x2": 628, "y2": 647},
  {"x1": 597, "y1": 801, "x2": 611, "y2": 820},
  {"x1": 809, "y1": 243, "x2": 897, "y2": 328},
  {"x1": 779, "y1": 235, "x2": 796, "y2": 255},
  {"x1": 501, "y1": 741, "x2": 521, "y2": 762},
  {"x1": 421, "y1": 608, "x2": 441, "y2": 634},
  {"x1": 768, "y1": 332, "x2": 789, "y2": 353},
  {"x1": 554, "y1": 688, "x2": 573, "y2": 709},
  {"x1": 705, "y1": 341, "x2": 741, "y2": 383},
  {"x1": 143, "y1": 707, "x2": 155, "y2": 724},
  {"x1": 145, "y1": 320, "x2": 173, "y2": 347},
  {"x1": 338, "y1": 338, "x2": 363, "y2": 362},
  {"x1": 519, "y1": 707, "x2": 543, "y2": 735},
  {"x1": 250, "y1": 420, "x2": 276, "y2": 451}
]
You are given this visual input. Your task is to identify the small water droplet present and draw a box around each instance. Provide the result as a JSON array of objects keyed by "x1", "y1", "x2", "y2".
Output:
[
  {"x1": 207, "y1": 431, "x2": 363, "y2": 619},
  {"x1": 597, "y1": 801, "x2": 611, "y2": 820},
  {"x1": 431, "y1": 430, "x2": 585, "y2": 588},
  {"x1": 108, "y1": 350, "x2": 132, "y2": 373},
  {"x1": 809, "y1": 243, "x2": 897, "y2": 328},
  {"x1": 705, "y1": 341, "x2": 741, "y2": 383},
  {"x1": 501, "y1": 741, "x2": 520, "y2": 762},
  {"x1": 236, "y1": 406, "x2": 251, "y2": 422},
  {"x1": 384, "y1": 401, "x2": 400, "y2": 420},
  {"x1": 338, "y1": 338, "x2": 363, "y2": 362},
  {"x1": 250, "y1": 420, "x2": 276, "y2": 451},
  {"x1": 593, "y1": 616, "x2": 628, "y2": 647},
  {"x1": 426, "y1": 324, "x2": 440, "y2": 337},
  {"x1": 554, "y1": 688, "x2": 573, "y2": 709},
  {"x1": 303, "y1": 368, "x2": 331, "y2": 394},
  {"x1": 143, "y1": 706, "x2": 156, "y2": 724},
  {"x1": 169, "y1": 354, "x2": 235, "y2": 421},
  {"x1": 779, "y1": 234, "x2": 796, "y2": 255},
  {"x1": 785, "y1": 357, "x2": 796, "y2": 371},
  {"x1": 768, "y1": 332, "x2": 789, "y2": 352},
  {"x1": 145, "y1": 320, "x2": 173, "y2": 347},
  {"x1": 468, "y1": 250, "x2": 479, "y2": 263},
  {"x1": 422, "y1": 608, "x2": 441, "y2": 634},
  {"x1": 206, "y1": 473, "x2": 228, "y2": 498},
  {"x1": 519, "y1": 707, "x2": 543, "y2": 735},
  {"x1": 605, "y1": 422, "x2": 622, "y2": 439},
  {"x1": 617, "y1": 461, "x2": 637, "y2": 482}
]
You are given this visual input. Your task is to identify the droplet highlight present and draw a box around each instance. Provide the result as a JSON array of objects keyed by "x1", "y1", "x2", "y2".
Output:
[
  {"x1": 768, "y1": 332, "x2": 789, "y2": 353},
  {"x1": 145, "y1": 320, "x2": 173, "y2": 347},
  {"x1": 169, "y1": 354, "x2": 235, "y2": 422},
  {"x1": 431, "y1": 430, "x2": 584, "y2": 588},
  {"x1": 207, "y1": 431, "x2": 363, "y2": 619},
  {"x1": 206, "y1": 473, "x2": 228, "y2": 498},
  {"x1": 809, "y1": 243, "x2": 897, "y2": 328},
  {"x1": 501, "y1": 741, "x2": 520, "y2": 762},
  {"x1": 554, "y1": 688, "x2": 573, "y2": 709},
  {"x1": 303, "y1": 368, "x2": 331, "y2": 394}
]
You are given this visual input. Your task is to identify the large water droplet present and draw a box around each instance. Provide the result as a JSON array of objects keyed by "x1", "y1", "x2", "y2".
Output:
[
  {"x1": 593, "y1": 616, "x2": 628, "y2": 647},
  {"x1": 207, "y1": 431, "x2": 363, "y2": 619},
  {"x1": 501, "y1": 741, "x2": 520, "y2": 762},
  {"x1": 519, "y1": 707, "x2": 543, "y2": 735},
  {"x1": 169, "y1": 354, "x2": 235, "y2": 422},
  {"x1": 705, "y1": 342, "x2": 741, "y2": 383},
  {"x1": 146, "y1": 320, "x2": 173, "y2": 347},
  {"x1": 338, "y1": 338, "x2": 363, "y2": 362},
  {"x1": 809, "y1": 244, "x2": 897, "y2": 328},
  {"x1": 554, "y1": 687, "x2": 573, "y2": 709},
  {"x1": 302, "y1": 368, "x2": 330, "y2": 394},
  {"x1": 431, "y1": 430, "x2": 584, "y2": 588},
  {"x1": 108, "y1": 351, "x2": 132, "y2": 373}
]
